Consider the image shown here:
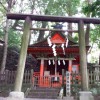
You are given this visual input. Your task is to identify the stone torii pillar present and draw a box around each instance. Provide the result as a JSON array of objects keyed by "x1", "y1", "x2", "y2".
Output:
[
  {"x1": 9, "y1": 17, "x2": 31, "y2": 99},
  {"x1": 78, "y1": 20, "x2": 94, "y2": 100},
  {"x1": 78, "y1": 20, "x2": 89, "y2": 91}
]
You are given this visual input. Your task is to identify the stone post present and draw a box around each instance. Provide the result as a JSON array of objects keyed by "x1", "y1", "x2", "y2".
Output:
[
  {"x1": 78, "y1": 20, "x2": 94, "y2": 100},
  {"x1": 78, "y1": 20, "x2": 89, "y2": 91},
  {"x1": 9, "y1": 17, "x2": 31, "y2": 99}
]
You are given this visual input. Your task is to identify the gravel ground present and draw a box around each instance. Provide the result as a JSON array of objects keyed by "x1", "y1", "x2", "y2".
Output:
[{"x1": 0, "y1": 97, "x2": 58, "y2": 100}]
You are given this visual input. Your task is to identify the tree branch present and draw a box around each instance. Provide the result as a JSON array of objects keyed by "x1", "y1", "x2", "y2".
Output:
[{"x1": 0, "y1": 2, "x2": 7, "y2": 11}]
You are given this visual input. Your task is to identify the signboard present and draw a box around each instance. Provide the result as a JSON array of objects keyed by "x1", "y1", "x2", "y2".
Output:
[{"x1": 66, "y1": 71, "x2": 71, "y2": 96}]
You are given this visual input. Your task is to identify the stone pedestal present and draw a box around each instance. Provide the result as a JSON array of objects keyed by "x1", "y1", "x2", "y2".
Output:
[
  {"x1": 9, "y1": 91, "x2": 24, "y2": 100},
  {"x1": 79, "y1": 91, "x2": 94, "y2": 100}
]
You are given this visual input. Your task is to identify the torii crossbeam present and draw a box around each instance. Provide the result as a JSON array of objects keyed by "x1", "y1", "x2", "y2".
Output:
[{"x1": 7, "y1": 13, "x2": 100, "y2": 24}]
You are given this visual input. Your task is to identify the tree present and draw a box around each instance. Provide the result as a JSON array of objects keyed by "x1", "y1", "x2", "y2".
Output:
[
  {"x1": 62, "y1": 0, "x2": 80, "y2": 35},
  {"x1": 36, "y1": 0, "x2": 80, "y2": 41},
  {"x1": 8, "y1": 29, "x2": 21, "y2": 47},
  {"x1": 0, "y1": 0, "x2": 15, "y2": 73},
  {"x1": 1, "y1": 0, "x2": 94, "y2": 73},
  {"x1": 90, "y1": 26, "x2": 100, "y2": 48},
  {"x1": 83, "y1": 0, "x2": 100, "y2": 18},
  {"x1": 82, "y1": 0, "x2": 100, "y2": 63},
  {"x1": 84, "y1": 0, "x2": 92, "y2": 46},
  {"x1": 82, "y1": 0, "x2": 100, "y2": 46}
]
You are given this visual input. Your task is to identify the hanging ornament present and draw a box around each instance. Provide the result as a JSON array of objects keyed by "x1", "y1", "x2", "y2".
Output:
[
  {"x1": 63, "y1": 60, "x2": 65, "y2": 65},
  {"x1": 48, "y1": 60, "x2": 51, "y2": 65},
  {"x1": 58, "y1": 60, "x2": 60, "y2": 65},
  {"x1": 66, "y1": 38, "x2": 68, "y2": 48},
  {"x1": 47, "y1": 36, "x2": 52, "y2": 47},
  {"x1": 53, "y1": 60, "x2": 55, "y2": 65},
  {"x1": 52, "y1": 44, "x2": 57, "y2": 56},
  {"x1": 61, "y1": 43, "x2": 65, "y2": 55}
]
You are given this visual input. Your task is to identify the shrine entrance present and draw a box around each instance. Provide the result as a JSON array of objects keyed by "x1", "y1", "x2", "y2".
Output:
[
  {"x1": 31, "y1": 58, "x2": 69, "y2": 88},
  {"x1": 47, "y1": 60, "x2": 68, "y2": 75}
]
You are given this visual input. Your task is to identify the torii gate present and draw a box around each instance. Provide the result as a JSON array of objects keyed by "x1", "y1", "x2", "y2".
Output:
[{"x1": 7, "y1": 13, "x2": 100, "y2": 98}]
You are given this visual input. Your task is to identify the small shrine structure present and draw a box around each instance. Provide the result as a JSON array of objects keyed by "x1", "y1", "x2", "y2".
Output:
[{"x1": 28, "y1": 26, "x2": 89, "y2": 87}]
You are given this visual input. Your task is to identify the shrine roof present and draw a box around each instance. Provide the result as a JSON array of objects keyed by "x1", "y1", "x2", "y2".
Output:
[
  {"x1": 28, "y1": 32, "x2": 90, "y2": 57},
  {"x1": 29, "y1": 32, "x2": 78, "y2": 47}
]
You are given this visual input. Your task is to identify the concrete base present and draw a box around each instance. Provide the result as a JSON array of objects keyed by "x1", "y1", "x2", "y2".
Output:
[
  {"x1": 9, "y1": 91, "x2": 24, "y2": 100},
  {"x1": 79, "y1": 91, "x2": 94, "y2": 100}
]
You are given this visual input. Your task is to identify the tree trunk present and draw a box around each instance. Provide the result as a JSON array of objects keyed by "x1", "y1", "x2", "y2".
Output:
[
  {"x1": 85, "y1": 24, "x2": 90, "y2": 45},
  {"x1": 14, "y1": 17, "x2": 31, "y2": 91},
  {"x1": 28, "y1": 1, "x2": 35, "y2": 45},
  {"x1": 68, "y1": 23, "x2": 72, "y2": 35},
  {"x1": 0, "y1": 2, "x2": 11, "y2": 73},
  {"x1": 37, "y1": 9, "x2": 48, "y2": 42},
  {"x1": 68, "y1": 11, "x2": 73, "y2": 35},
  {"x1": 37, "y1": 21, "x2": 47, "y2": 41},
  {"x1": 85, "y1": 0, "x2": 93, "y2": 45}
]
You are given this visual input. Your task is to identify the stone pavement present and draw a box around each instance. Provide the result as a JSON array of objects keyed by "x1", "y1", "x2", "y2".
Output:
[
  {"x1": 0, "y1": 96, "x2": 74, "y2": 100},
  {"x1": 0, "y1": 98, "x2": 57, "y2": 100}
]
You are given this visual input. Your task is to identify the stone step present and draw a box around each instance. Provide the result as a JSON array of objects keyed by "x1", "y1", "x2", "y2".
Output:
[
  {"x1": 33, "y1": 87, "x2": 60, "y2": 90},
  {"x1": 30, "y1": 87, "x2": 60, "y2": 93},
  {"x1": 30, "y1": 89, "x2": 59, "y2": 93},
  {"x1": 27, "y1": 95, "x2": 57, "y2": 99},
  {"x1": 28, "y1": 91, "x2": 58, "y2": 95},
  {"x1": 26, "y1": 87, "x2": 60, "y2": 99}
]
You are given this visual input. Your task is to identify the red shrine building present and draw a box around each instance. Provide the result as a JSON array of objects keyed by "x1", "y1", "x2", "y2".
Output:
[{"x1": 28, "y1": 31, "x2": 89, "y2": 87}]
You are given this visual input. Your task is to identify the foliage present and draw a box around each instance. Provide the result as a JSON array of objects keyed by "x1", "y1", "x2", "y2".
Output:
[
  {"x1": 83, "y1": 0, "x2": 100, "y2": 17},
  {"x1": 90, "y1": 83, "x2": 100, "y2": 95},
  {"x1": 82, "y1": 0, "x2": 100, "y2": 62},
  {"x1": 62, "y1": 0, "x2": 80, "y2": 15},
  {"x1": 90, "y1": 26, "x2": 100, "y2": 48},
  {"x1": 29, "y1": 0, "x2": 80, "y2": 16},
  {"x1": 0, "y1": 28, "x2": 4, "y2": 39},
  {"x1": 0, "y1": 0, "x2": 24, "y2": 47},
  {"x1": 0, "y1": 0, "x2": 99, "y2": 63},
  {"x1": 0, "y1": 28, "x2": 22, "y2": 47},
  {"x1": 0, "y1": 0, "x2": 81, "y2": 43},
  {"x1": 8, "y1": 29, "x2": 22, "y2": 47},
  {"x1": 0, "y1": 46, "x2": 38, "y2": 70}
]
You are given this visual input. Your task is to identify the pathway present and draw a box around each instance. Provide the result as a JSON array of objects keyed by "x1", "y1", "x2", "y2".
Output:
[{"x1": 0, "y1": 97, "x2": 74, "y2": 100}]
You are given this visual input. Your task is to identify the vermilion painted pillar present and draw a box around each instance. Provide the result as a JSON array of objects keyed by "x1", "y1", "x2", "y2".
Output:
[
  {"x1": 40, "y1": 59, "x2": 44, "y2": 77},
  {"x1": 40, "y1": 59, "x2": 44, "y2": 87},
  {"x1": 68, "y1": 60, "x2": 72, "y2": 72}
]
